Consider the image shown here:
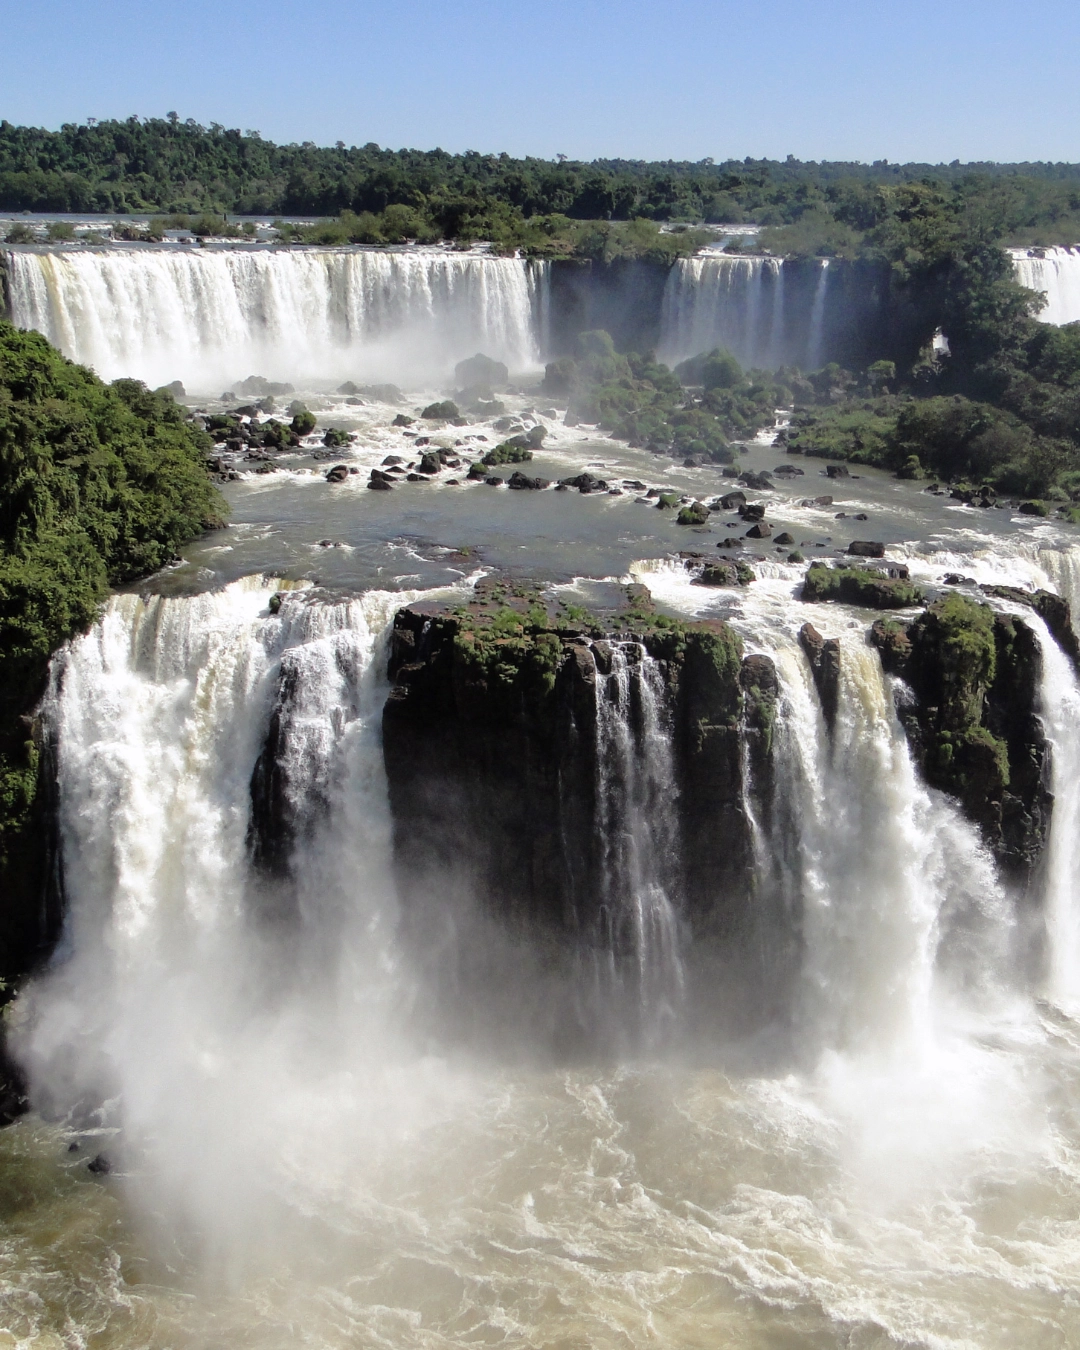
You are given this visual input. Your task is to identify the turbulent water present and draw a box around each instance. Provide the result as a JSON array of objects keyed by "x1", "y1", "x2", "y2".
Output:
[
  {"x1": 6, "y1": 544, "x2": 1080, "y2": 1346},
  {"x1": 3, "y1": 246, "x2": 547, "y2": 388},
  {"x1": 1011, "y1": 246, "x2": 1080, "y2": 326}
]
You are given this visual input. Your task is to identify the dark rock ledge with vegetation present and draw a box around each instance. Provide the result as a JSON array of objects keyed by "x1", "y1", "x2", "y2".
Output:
[{"x1": 378, "y1": 575, "x2": 778, "y2": 957}]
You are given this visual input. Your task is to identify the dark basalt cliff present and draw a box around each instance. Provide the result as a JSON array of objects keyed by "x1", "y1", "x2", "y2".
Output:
[{"x1": 380, "y1": 578, "x2": 779, "y2": 964}]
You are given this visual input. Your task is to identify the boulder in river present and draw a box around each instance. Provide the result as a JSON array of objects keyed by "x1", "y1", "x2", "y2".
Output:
[
  {"x1": 325, "y1": 464, "x2": 350, "y2": 483},
  {"x1": 847, "y1": 540, "x2": 886, "y2": 558}
]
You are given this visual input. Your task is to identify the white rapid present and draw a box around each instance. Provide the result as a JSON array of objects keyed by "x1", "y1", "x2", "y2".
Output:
[
  {"x1": 658, "y1": 254, "x2": 788, "y2": 369},
  {"x1": 3, "y1": 246, "x2": 548, "y2": 389},
  {"x1": 592, "y1": 643, "x2": 684, "y2": 1042},
  {"x1": 1012, "y1": 246, "x2": 1080, "y2": 325}
]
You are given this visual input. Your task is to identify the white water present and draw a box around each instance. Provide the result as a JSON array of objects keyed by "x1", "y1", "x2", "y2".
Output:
[
  {"x1": 592, "y1": 643, "x2": 684, "y2": 1042},
  {"x1": 9, "y1": 573, "x2": 1080, "y2": 1345},
  {"x1": 1012, "y1": 246, "x2": 1080, "y2": 325},
  {"x1": 3, "y1": 247, "x2": 547, "y2": 389}
]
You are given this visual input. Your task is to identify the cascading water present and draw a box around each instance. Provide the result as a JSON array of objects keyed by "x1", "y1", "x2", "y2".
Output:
[
  {"x1": 3, "y1": 246, "x2": 548, "y2": 388},
  {"x1": 1028, "y1": 616, "x2": 1080, "y2": 1011},
  {"x1": 591, "y1": 643, "x2": 684, "y2": 1042},
  {"x1": 1011, "y1": 246, "x2": 1080, "y2": 325},
  {"x1": 658, "y1": 254, "x2": 786, "y2": 369},
  {"x1": 767, "y1": 632, "x2": 1013, "y2": 1057},
  {"x1": 806, "y1": 259, "x2": 830, "y2": 372},
  {"x1": 10, "y1": 564, "x2": 1080, "y2": 1345}
]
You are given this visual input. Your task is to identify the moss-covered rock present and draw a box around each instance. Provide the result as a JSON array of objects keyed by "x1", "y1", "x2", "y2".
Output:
[
  {"x1": 802, "y1": 563, "x2": 925, "y2": 609},
  {"x1": 871, "y1": 594, "x2": 1050, "y2": 877}
]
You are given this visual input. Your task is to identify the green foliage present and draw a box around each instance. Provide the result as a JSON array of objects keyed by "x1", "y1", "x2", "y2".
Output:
[
  {"x1": 0, "y1": 322, "x2": 226, "y2": 858},
  {"x1": 482, "y1": 442, "x2": 533, "y2": 466},
  {"x1": 290, "y1": 409, "x2": 316, "y2": 436},
  {"x1": 3, "y1": 223, "x2": 34, "y2": 244},
  {"x1": 802, "y1": 564, "x2": 925, "y2": 609},
  {"x1": 677, "y1": 502, "x2": 709, "y2": 525},
  {"x1": 45, "y1": 220, "x2": 75, "y2": 241},
  {"x1": 420, "y1": 400, "x2": 459, "y2": 420}
]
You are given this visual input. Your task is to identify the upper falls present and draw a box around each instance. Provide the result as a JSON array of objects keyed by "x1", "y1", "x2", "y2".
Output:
[
  {"x1": 2, "y1": 246, "x2": 548, "y2": 389},
  {"x1": 1011, "y1": 246, "x2": 1080, "y2": 325}
]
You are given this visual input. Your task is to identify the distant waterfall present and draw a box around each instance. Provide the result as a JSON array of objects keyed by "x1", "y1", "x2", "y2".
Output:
[
  {"x1": 1011, "y1": 247, "x2": 1080, "y2": 325},
  {"x1": 592, "y1": 643, "x2": 684, "y2": 1039},
  {"x1": 658, "y1": 253, "x2": 838, "y2": 371},
  {"x1": 3, "y1": 247, "x2": 549, "y2": 390},
  {"x1": 659, "y1": 255, "x2": 786, "y2": 369}
]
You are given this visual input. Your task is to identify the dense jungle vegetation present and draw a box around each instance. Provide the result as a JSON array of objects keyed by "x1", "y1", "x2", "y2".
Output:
[
  {"x1": 4, "y1": 115, "x2": 1080, "y2": 254},
  {"x1": 0, "y1": 323, "x2": 226, "y2": 889}
]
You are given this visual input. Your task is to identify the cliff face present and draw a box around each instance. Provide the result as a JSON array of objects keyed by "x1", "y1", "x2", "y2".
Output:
[
  {"x1": 380, "y1": 579, "x2": 779, "y2": 968},
  {"x1": 872, "y1": 594, "x2": 1052, "y2": 882}
]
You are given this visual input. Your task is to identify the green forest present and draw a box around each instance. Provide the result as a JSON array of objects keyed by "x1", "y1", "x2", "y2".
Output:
[
  {"x1": 0, "y1": 324, "x2": 225, "y2": 900},
  {"x1": 4, "y1": 114, "x2": 1080, "y2": 257}
]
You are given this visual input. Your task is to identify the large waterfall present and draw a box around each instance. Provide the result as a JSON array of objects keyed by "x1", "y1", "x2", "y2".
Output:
[
  {"x1": 1011, "y1": 246, "x2": 1080, "y2": 325},
  {"x1": 8, "y1": 568, "x2": 1080, "y2": 1344},
  {"x1": 3, "y1": 246, "x2": 547, "y2": 389}
]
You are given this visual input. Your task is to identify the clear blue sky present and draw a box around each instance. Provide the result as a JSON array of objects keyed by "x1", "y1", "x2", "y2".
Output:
[{"x1": 4, "y1": 0, "x2": 1079, "y2": 163}]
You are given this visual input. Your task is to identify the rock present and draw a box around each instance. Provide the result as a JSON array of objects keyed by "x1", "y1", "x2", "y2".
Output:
[
  {"x1": 719, "y1": 490, "x2": 747, "y2": 511},
  {"x1": 739, "y1": 502, "x2": 766, "y2": 522},
  {"x1": 367, "y1": 476, "x2": 394, "y2": 490},
  {"x1": 560, "y1": 473, "x2": 608, "y2": 494},
  {"x1": 507, "y1": 471, "x2": 549, "y2": 490},
  {"x1": 418, "y1": 452, "x2": 442, "y2": 475},
  {"x1": 455, "y1": 353, "x2": 509, "y2": 390},
  {"x1": 1019, "y1": 500, "x2": 1049, "y2": 516},
  {"x1": 392, "y1": 414, "x2": 414, "y2": 427},
  {"x1": 382, "y1": 455, "x2": 404, "y2": 466},
  {"x1": 485, "y1": 475, "x2": 504, "y2": 486},
  {"x1": 802, "y1": 564, "x2": 924, "y2": 609},
  {"x1": 799, "y1": 623, "x2": 841, "y2": 731},
  {"x1": 325, "y1": 465, "x2": 350, "y2": 483},
  {"x1": 745, "y1": 522, "x2": 772, "y2": 539},
  {"x1": 854, "y1": 513, "x2": 869, "y2": 521},
  {"x1": 774, "y1": 464, "x2": 804, "y2": 476},
  {"x1": 773, "y1": 532, "x2": 795, "y2": 546},
  {"x1": 717, "y1": 537, "x2": 744, "y2": 549},
  {"x1": 694, "y1": 562, "x2": 755, "y2": 587},
  {"x1": 847, "y1": 540, "x2": 886, "y2": 558},
  {"x1": 88, "y1": 1155, "x2": 111, "y2": 1175},
  {"x1": 739, "y1": 472, "x2": 773, "y2": 490},
  {"x1": 421, "y1": 400, "x2": 459, "y2": 420},
  {"x1": 677, "y1": 502, "x2": 710, "y2": 526},
  {"x1": 943, "y1": 573, "x2": 972, "y2": 585},
  {"x1": 825, "y1": 465, "x2": 850, "y2": 478},
  {"x1": 337, "y1": 381, "x2": 360, "y2": 394}
]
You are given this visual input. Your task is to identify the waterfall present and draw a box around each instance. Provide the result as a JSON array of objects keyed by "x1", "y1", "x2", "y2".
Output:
[
  {"x1": 14, "y1": 577, "x2": 429, "y2": 1225},
  {"x1": 658, "y1": 254, "x2": 786, "y2": 369},
  {"x1": 806, "y1": 260, "x2": 830, "y2": 371},
  {"x1": 767, "y1": 632, "x2": 1011, "y2": 1057},
  {"x1": 3, "y1": 247, "x2": 548, "y2": 389},
  {"x1": 1011, "y1": 247, "x2": 1080, "y2": 325},
  {"x1": 1029, "y1": 618, "x2": 1080, "y2": 1012},
  {"x1": 591, "y1": 643, "x2": 684, "y2": 1039}
]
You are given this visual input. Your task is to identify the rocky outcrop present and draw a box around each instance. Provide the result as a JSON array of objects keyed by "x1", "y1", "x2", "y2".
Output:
[
  {"x1": 381, "y1": 579, "x2": 778, "y2": 953},
  {"x1": 799, "y1": 623, "x2": 841, "y2": 731},
  {"x1": 872, "y1": 594, "x2": 1050, "y2": 880}
]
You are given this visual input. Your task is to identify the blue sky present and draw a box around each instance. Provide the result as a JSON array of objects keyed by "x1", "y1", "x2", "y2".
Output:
[{"x1": 4, "y1": 0, "x2": 1079, "y2": 162}]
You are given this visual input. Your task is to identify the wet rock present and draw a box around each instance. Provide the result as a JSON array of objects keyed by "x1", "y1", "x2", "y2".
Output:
[
  {"x1": 455, "y1": 353, "x2": 509, "y2": 390},
  {"x1": 88, "y1": 1154, "x2": 111, "y2": 1175},
  {"x1": 847, "y1": 540, "x2": 886, "y2": 558},
  {"x1": 382, "y1": 454, "x2": 404, "y2": 465},
  {"x1": 485, "y1": 475, "x2": 504, "y2": 486},
  {"x1": 745, "y1": 522, "x2": 772, "y2": 539},
  {"x1": 392, "y1": 414, "x2": 414, "y2": 427},
  {"x1": 694, "y1": 562, "x2": 755, "y2": 587},
  {"x1": 825, "y1": 464, "x2": 850, "y2": 479},
  {"x1": 719, "y1": 490, "x2": 747, "y2": 510},
  {"x1": 560, "y1": 473, "x2": 608, "y2": 494},
  {"x1": 367, "y1": 476, "x2": 394, "y2": 490},
  {"x1": 421, "y1": 400, "x2": 459, "y2": 420},
  {"x1": 418, "y1": 452, "x2": 442, "y2": 475},
  {"x1": 739, "y1": 502, "x2": 766, "y2": 522},
  {"x1": 325, "y1": 464, "x2": 350, "y2": 483},
  {"x1": 717, "y1": 537, "x2": 744, "y2": 549},
  {"x1": 799, "y1": 623, "x2": 841, "y2": 731},
  {"x1": 773, "y1": 532, "x2": 795, "y2": 546},
  {"x1": 507, "y1": 471, "x2": 550, "y2": 490}
]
